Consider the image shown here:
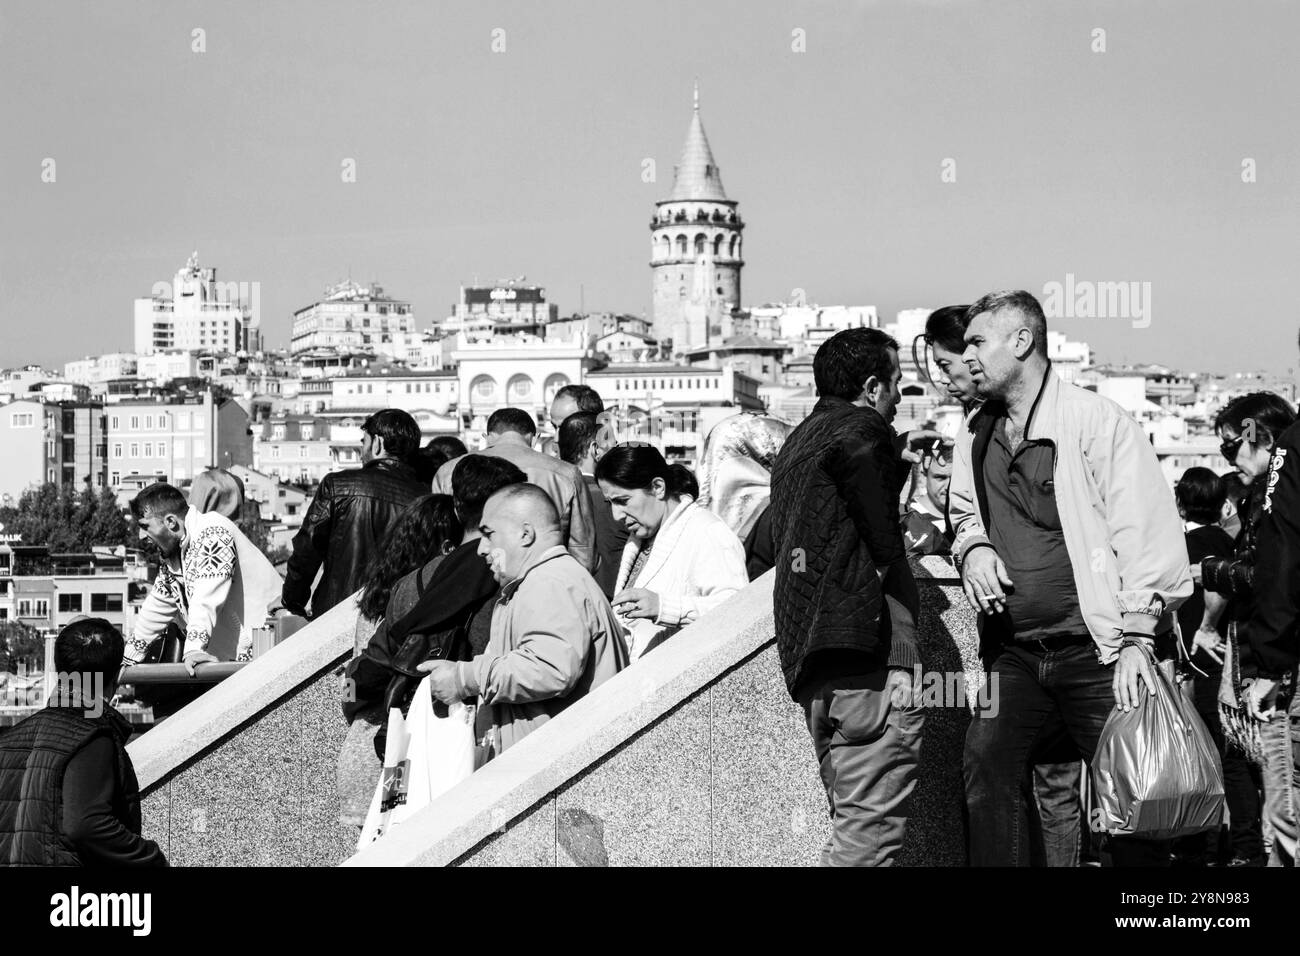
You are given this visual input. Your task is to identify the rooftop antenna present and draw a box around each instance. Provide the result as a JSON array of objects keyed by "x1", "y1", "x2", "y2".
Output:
[{"x1": 694, "y1": 79, "x2": 699, "y2": 113}]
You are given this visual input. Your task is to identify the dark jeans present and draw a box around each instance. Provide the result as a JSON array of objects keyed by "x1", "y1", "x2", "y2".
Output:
[
  {"x1": 965, "y1": 638, "x2": 1171, "y2": 867},
  {"x1": 799, "y1": 667, "x2": 924, "y2": 866},
  {"x1": 1032, "y1": 759, "x2": 1082, "y2": 867}
]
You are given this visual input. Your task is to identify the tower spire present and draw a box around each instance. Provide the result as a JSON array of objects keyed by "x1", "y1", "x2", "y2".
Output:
[{"x1": 693, "y1": 79, "x2": 699, "y2": 113}]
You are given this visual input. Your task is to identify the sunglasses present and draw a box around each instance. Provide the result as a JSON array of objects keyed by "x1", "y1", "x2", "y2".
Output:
[
  {"x1": 1220, "y1": 437, "x2": 1244, "y2": 461},
  {"x1": 615, "y1": 441, "x2": 653, "y2": 449},
  {"x1": 922, "y1": 440, "x2": 955, "y2": 465}
]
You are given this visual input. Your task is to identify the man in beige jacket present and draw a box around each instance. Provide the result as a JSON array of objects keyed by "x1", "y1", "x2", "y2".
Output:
[
  {"x1": 420, "y1": 483, "x2": 628, "y2": 757},
  {"x1": 949, "y1": 290, "x2": 1191, "y2": 867}
]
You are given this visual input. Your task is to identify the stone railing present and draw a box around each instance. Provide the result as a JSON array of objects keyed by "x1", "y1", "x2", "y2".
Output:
[
  {"x1": 126, "y1": 594, "x2": 363, "y2": 866},
  {"x1": 127, "y1": 556, "x2": 982, "y2": 866},
  {"x1": 347, "y1": 556, "x2": 981, "y2": 867}
]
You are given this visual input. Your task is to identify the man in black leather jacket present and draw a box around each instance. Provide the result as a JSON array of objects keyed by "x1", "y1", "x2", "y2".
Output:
[{"x1": 282, "y1": 409, "x2": 429, "y2": 619}]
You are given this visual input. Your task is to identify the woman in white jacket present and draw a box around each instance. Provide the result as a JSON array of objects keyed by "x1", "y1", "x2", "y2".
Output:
[{"x1": 595, "y1": 443, "x2": 750, "y2": 660}]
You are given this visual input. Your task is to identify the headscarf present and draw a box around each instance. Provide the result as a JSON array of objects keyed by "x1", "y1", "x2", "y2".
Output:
[
  {"x1": 696, "y1": 413, "x2": 792, "y2": 541},
  {"x1": 189, "y1": 468, "x2": 246, "y2": 522}
]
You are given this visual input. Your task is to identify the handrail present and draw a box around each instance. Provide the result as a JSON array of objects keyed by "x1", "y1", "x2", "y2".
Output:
[
  {"x1": 346, "y1": 572, "x2": 776, "y2": 867},
  {"x1": 345, "y1": 555, "x2": 960, "y2": 867},
  {"x1": 120, "y1": 662, "x2": 246, "y2": 685}
]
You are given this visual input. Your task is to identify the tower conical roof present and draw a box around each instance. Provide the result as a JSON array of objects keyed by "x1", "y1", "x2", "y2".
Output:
[{"x1": 669, "y1": 90, "x2": 728, "y2": 202}]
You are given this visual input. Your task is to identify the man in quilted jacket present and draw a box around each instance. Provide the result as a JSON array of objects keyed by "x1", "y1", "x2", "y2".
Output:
[
  {"x1": 0, "y1": 618, "x2": 167, "y2": 866},
  {"x1": 769, "y1": 327, "x2": 936, "y2": 866}
]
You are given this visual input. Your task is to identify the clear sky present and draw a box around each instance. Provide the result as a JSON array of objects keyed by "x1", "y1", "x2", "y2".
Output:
[{"x1": 2, "y1": 0, "x2": 1297, "y2": 374}]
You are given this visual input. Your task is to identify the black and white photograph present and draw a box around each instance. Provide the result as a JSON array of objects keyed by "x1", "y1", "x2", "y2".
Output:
[{"x1": 0, "y1": 0, "x2": 1296, "y2": 934}]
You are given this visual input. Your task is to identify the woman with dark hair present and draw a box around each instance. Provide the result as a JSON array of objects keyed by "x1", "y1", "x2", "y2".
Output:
[
  {"x1": 1197, "y1": 391, "x2": 1298, "y2": 865},
  {"x1": 1170, "y1": 467, "x2": 1250, "y2": 865},
  {"x1": 596, "y1": 443, "x2": 749, "y2": 660},
  {"x1": 337, "y1": 493, "x2": 463, "y2": 827},
  {"x1": 667, "y1": 463, "x2": 699, "y2": 500},
  {"x1": 914, "y1": 304, "x2": 977, "y2": 408}
]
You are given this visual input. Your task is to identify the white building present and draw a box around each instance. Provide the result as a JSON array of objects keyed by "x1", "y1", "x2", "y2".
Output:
[
  {"x1": 290, "y1": 280, "x2": 417, "y2": 358},
  {"x1": 748, "y1": 303, "x2": 879, "y2": 358},
  {"x1": 1048, "y1": 331, "x2": 1092, "y2": 384},
  {"x1": 64, "y1": 353, "x2": 139, "y2": 387},
  {"x1": 0, "y1": 367, "x2": 55, "y2": 403},
  {"x1": 586, "y1": 363, "x2": 764, "y2": 464},
  {"x1": 133, "y1": 253, "x2": 258, "y2": 356},
  {"x1": 442, "y1": 284, "x2": 559, "y2": 341},
  {"x1": 596, "y1": 330, "x2": 660, "y2": 364},
  {"x1": 135, "y1": 351, "x2": 221, "y2": 385},
  {"x1": 451, "y1": 331, "x2": 597, "y2": 441}
]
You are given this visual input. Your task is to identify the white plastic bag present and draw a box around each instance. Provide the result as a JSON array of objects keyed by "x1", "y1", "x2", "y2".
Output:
[{"x1": 357, "y1": 675, "x2": 476, "y2": 849}]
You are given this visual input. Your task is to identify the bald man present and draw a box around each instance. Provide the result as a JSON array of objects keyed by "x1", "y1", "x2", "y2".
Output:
[{"x1": 419, "y1": 482, "x2": 629, "y2": 758}]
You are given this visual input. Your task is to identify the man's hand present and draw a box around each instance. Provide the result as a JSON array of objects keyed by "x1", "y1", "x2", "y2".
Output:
[
  {"x1": 1112, "y1": 644, "x2": 1157, "y2": 711},
  {"x1": 961, "y1": 547, "x2": 1012, "y2": 614},
  {"x1": 416, "y1": 659, "x2": 463, "y2": 705},
  {"x1": 613, "y1": 588, "x2": 660, "y2": 621},
  {"x1": 1189, "y1": 562, "x2": 1203, "y2": 586},
  {"x1": 900, "y1": 429, "x2": 944, "y2": 465},
  {"x1": 887, "y1": 666, "x2": 919, "y2": 709},
  {"x1": 1191, "y1": 626, "x2": 1225, "y2": 665},
  {"x1": 1244, "y1": 677, "x2": 1281, "y2": 721},
  {"x1": 182, "y1": 650, "x2": 218, "y2": 677}
]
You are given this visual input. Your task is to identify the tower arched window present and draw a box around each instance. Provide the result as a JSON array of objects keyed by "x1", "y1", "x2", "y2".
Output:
[
  {"x1": 694, "y1": 233, "x2": 706, "y2": 255},
  {"x1": 713, "y1": 234, "x2": 725, "y2": 256},
  {"x1": 656, "y1": 235, "x2": 671, "y2": 259},
  {"x1": 729, "y1": 236, "x2": 740, "y2": 257}
]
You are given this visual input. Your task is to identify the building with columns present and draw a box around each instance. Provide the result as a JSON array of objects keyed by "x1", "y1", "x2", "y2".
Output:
[
  {"x1": 649, "y1": 86, "x2": 744, "y2": 356},
  {"x1": 450, "y1": 331, "x2": 597, "y2": 444}
]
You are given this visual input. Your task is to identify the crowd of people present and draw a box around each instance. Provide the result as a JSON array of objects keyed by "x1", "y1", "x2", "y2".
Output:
[{"x1": 8, "y1": 292, "x2": 1300, "y2": 869}]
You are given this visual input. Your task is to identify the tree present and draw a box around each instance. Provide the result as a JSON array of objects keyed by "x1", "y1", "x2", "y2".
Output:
[
  {"x1": 0, "y1": 483, "x2": 133, "y2": 552},
  {"x1": 1, "y1": 620, "x2": 45, "y2": 674}
]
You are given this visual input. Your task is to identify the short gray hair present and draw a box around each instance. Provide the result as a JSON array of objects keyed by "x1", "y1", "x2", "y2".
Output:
[{"x1": 967, "y1": 290, "x2": 1048, "y2": 357}]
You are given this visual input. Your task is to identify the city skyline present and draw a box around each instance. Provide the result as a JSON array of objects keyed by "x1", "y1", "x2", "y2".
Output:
[{"x1": 3, "y1": 0, "x2": 1298, "y2": 374}]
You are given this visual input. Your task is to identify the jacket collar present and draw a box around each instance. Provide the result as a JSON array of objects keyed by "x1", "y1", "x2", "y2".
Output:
[
  {"x1": 498, "y1": 544, "x2": 570, "y2": 604},
  {"x1": 485, "y1": 432, "x2": 531, "y2": 450},
  {"x1": 812, "y1": 395, "x2": 890, "y2": 431},
  {"x1": 969, "y1": 363, "x2": 1059, "y2": 441},
  {"x1": 633, "y1": 498, "x2": 696, "y2": 587},
  {"x1": 363, "y1": 457, "x2": 418, "y2": 478},
  {"x1": 44, "y1": 700, "x2": 132, "y2": 742}
]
